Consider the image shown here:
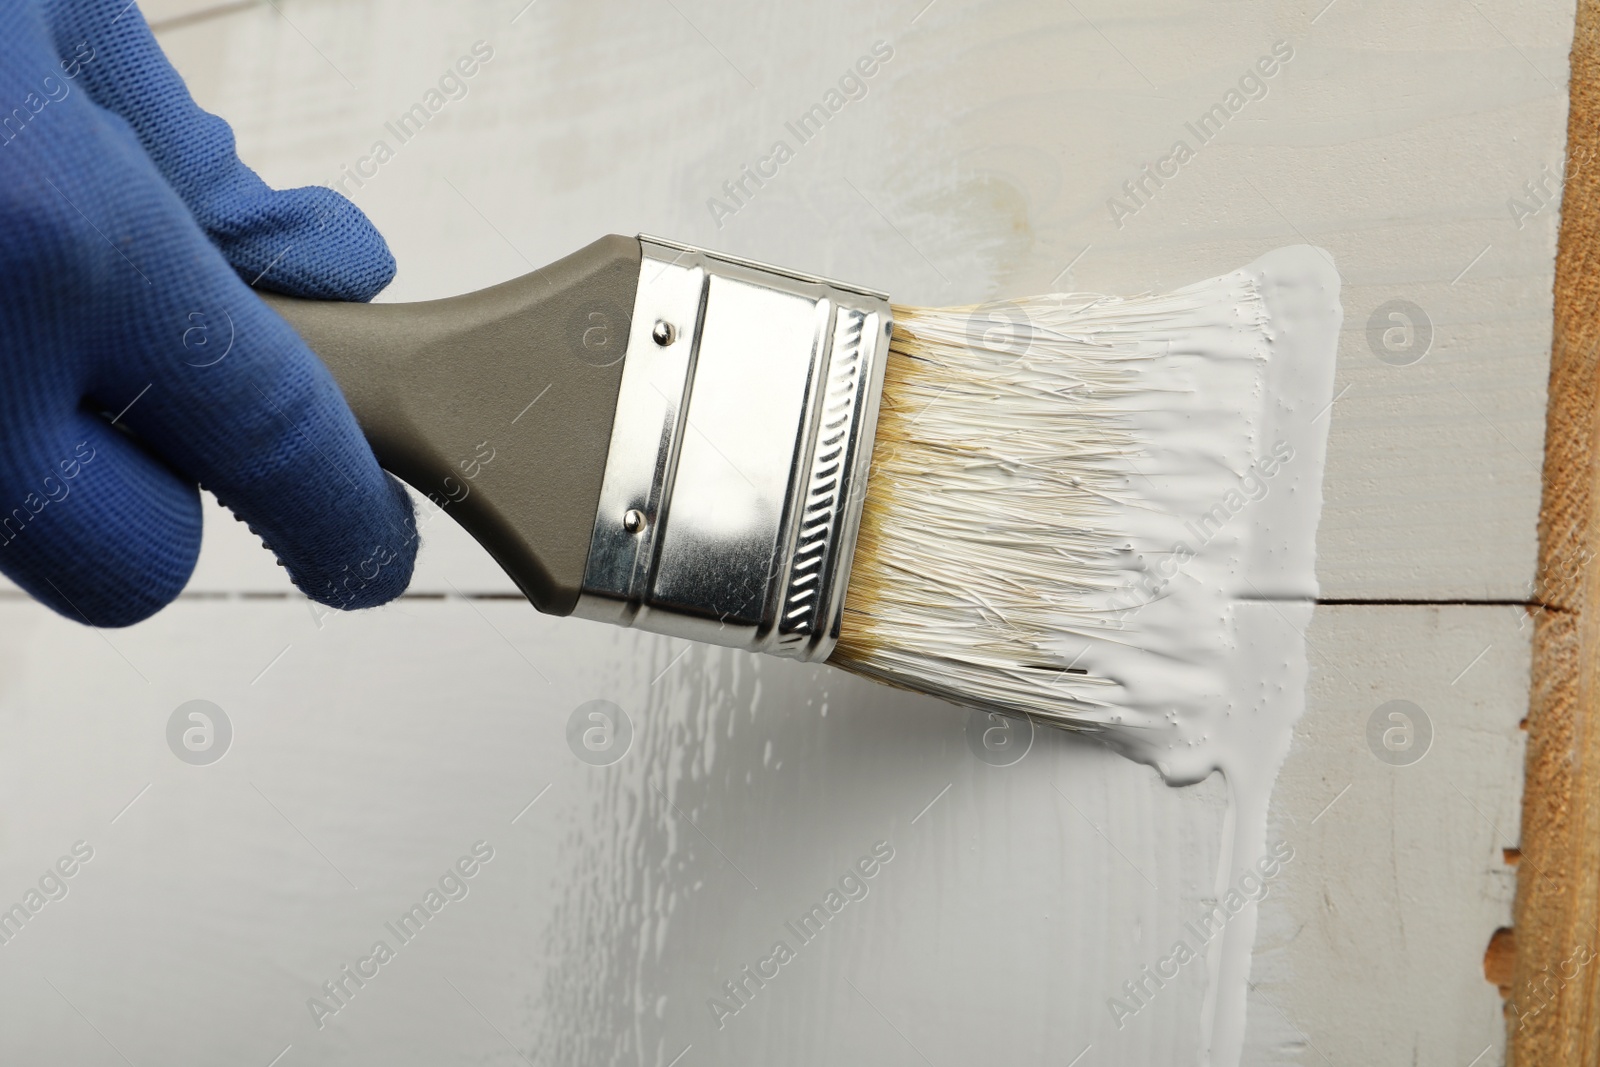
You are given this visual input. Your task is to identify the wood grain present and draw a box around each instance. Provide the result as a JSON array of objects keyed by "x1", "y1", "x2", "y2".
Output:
[{"x1": 1511, "y1": 0, "x2": 1600, "y2": 1060}]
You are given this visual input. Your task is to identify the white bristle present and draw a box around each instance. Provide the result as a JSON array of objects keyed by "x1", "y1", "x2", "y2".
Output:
[{"x1": 832, "y1": 258, "x2": 1317, "y2": 731}]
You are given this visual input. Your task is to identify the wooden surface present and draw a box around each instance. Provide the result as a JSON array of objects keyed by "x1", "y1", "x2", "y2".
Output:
[
  {"x1": 0, "y1": 2, "x2": 1567, "y2": 1064},
  {"x1": 1511, "y1": 0, "x2": 1600, "y2": 1060},
  {"x1": 0, "y1": 601, "x2": 1526, "y2": 1067},
  {"x1": 1, "y1": 0, "x2": 1564, "y2": 604}
]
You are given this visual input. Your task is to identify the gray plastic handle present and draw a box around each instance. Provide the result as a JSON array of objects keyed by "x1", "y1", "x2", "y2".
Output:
[{"x1": 260, "y1": 234, "x2": 641, "y2": 615}]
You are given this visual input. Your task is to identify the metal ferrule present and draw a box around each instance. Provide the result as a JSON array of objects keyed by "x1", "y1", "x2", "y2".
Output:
[{"x1": 572, "y1": 236, "x2": 893, "y2": 662}]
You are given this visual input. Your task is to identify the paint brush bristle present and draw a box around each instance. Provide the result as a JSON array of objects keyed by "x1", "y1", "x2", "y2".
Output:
[{"x1": 830, "y1": 251, "x2": 1339, "y2": 733}]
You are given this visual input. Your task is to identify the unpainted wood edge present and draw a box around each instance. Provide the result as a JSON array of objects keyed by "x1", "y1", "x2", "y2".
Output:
[{"x1": 1508, "y1": 0, "x2": 1600, "y2": 1061}]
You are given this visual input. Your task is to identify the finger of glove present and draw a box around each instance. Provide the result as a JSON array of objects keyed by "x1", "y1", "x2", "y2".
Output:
[
  {"x1": 38, "y1": 0, "x2": 396, "y2": 301},
  {"x1": 111, "y1": 257, "x2": 420, "y2": 612},
  {"x1": 0, "y1": 413, "x2": 201, "y2": 628},
  {"x1": 7, "y1": 91, "x2": 420, "y2": 613}
]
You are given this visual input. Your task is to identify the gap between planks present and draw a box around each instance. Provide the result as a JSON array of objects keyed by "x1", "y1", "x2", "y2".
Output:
[{"x1": 147, "y1": 1, "x2": 265, "y2": 34}]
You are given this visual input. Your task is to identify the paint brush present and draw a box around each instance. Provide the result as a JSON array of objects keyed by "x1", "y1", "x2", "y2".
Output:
[{"x1": 263, "y1": 234, "x2": 1341, "y2": 731}]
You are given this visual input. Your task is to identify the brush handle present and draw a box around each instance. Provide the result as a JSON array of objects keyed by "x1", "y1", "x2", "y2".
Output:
[{"x1": 260, "y1": 234, "x2": 641, "y2": 615}]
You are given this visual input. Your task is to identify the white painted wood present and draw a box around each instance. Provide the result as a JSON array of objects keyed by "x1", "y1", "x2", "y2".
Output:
[
  {"x1": 0, "y1": 2, "x2": 1553, "y2": 1064},
  {"x1": 138, "y1": 0, "x2": 258, "y2": 29},
  {"x1": 149, "y1": 0, "x2": 1568, "y2": 601},
  {"x1": 3, "y1": 0, "x2": 1567, "y2": 599},
  {"x1": 0, "y1": 601, "x2": 1522, "y2": 1066},
  {"x1": 1251, "y1": 604, "x2": 1528, "y2": 1065}
]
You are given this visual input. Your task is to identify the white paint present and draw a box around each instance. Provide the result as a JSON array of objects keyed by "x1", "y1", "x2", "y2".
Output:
[
  {"x1": 1099, "y1": 247, "x2": 1339, "y2": 1066},
  {"x1": 846, "y1": 245, "x2": 1339, "y2": 1064}
]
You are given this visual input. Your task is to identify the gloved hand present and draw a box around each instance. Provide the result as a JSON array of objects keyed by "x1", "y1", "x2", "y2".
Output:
[{"x1": 0, "y1": 0, "x2": 417, "y2": 626}]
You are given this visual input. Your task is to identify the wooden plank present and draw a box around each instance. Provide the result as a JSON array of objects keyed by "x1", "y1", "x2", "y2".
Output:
[
  {"x1": 124, "y1": 0, "x2": 1570, "y2": 600},
  {"x1": 1, "y1": 0, "x2": 1565, "y2": 599},
  {"x1": 1510, "y1": 0, "x2": 1600, "y2": 1061},
  {"x1": 0, "y1": 600, "x2": 1521, "y2": 1065},
  {"x1": 1255, "y1": 604, "x2": 1526, "y2": 1066}
]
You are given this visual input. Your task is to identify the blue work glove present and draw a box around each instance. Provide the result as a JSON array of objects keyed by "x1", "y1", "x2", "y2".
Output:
[{"x1": 0, "y1": 0, "x2": 417, "y2": 626}]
